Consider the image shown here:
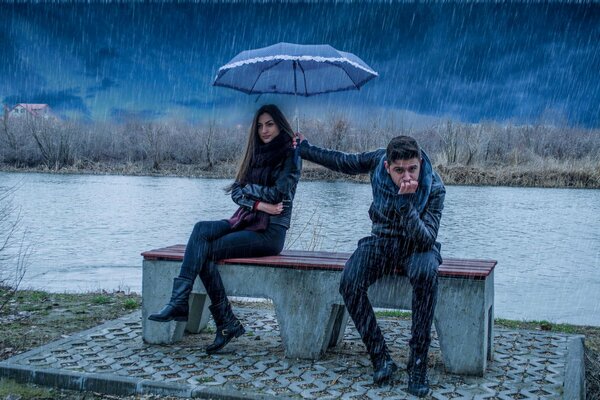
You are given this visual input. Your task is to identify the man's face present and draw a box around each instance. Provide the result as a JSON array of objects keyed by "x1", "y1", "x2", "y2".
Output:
[{"x1": 384, "y1": 157, "x2": 421, "y2": 189}]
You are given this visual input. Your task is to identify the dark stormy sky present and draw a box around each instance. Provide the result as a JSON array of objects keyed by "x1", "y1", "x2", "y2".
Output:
[{"x1": 1, "y1": 2, "x2": 598, "y2": 127}]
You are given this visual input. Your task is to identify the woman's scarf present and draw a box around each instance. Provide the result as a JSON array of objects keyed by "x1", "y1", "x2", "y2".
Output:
[
  {"x1": 228, "y1": 132, "x2": 292, "y2": 231},
  {"x1": 244, "y1": 132, "x2": 292, "y2": 186}
]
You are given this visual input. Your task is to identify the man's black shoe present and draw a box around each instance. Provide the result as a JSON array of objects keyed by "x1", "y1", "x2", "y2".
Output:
[
  {"x1": 407, "y1": 356, "x2": 429, "y2": 397},
  {"x1": 372, "y1": 353, "x2": 398, "y2": 385}
]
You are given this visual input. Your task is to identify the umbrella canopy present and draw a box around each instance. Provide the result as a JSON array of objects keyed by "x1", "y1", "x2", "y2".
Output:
[{"x1": 213, "y1": 42, "x2": 378, "y2": 97}]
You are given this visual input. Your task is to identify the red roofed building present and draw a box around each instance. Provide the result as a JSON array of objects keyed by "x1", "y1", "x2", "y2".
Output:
[{"x1": 9, "y1": 103, "x2": 53, "y2": 119}]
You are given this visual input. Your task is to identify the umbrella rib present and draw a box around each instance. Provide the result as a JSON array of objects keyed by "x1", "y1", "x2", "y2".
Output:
[
  {"x1": 248, "y1": 59, "x2": 285, "y2": 94},
  {"x1": 326, "y1": 60, "x2": 360, "y2": 90},
  {"x1": 297, "y1": 61, "x2": 308, "y2": 96}
]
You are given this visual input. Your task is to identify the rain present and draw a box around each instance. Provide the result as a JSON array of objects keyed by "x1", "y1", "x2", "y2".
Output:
[
  {"x1": 0, "y1": 1, "x2": 599, "y2": 398},
  {"x1": 1, "y1": 3, "x2": 597, "y2": 125}
]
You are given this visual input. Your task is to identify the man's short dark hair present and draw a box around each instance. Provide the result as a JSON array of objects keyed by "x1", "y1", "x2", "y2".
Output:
[{"x1": 386, "y1": 136, "x2": 421, "y2": 162}]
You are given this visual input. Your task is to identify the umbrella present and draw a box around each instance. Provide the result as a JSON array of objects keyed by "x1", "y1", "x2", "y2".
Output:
[{"x1": 213, "y1": 42, "x2": 378, "y2": 129}]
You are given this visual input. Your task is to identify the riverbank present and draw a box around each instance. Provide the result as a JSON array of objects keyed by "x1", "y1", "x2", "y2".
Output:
[
  {"x1": 0, "y1": 288, "x2": 598, "y2": 399},
  {"x1": 2, "y1": 160, "x2": 599, "y2": 189}
]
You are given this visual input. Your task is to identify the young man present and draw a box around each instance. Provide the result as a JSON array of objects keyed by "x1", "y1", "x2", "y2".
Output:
[{"x1": 296, "y1": 134, "x2": 445, "y2": 397}]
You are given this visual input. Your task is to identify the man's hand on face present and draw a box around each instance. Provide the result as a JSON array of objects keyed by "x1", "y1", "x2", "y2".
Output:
[
  {"x1": 385, "y1": 157, "x2": 421, "y2": 195},
  {"x1": 398, "y1": 179, "x2": 419, "y2": 195}
]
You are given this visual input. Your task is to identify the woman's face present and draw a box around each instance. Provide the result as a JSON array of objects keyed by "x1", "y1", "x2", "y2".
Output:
[{"x1": 257, "y1": 112, "x2": 281, "y2": 144}]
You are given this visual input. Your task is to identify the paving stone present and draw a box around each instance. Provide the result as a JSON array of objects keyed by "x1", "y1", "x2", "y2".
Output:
[{"x1": 0, "y1": 308, "x2": 582, "y2": 399}]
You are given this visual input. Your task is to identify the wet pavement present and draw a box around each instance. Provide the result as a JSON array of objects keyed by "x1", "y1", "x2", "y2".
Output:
[{"x1": 0, "y1": 307, "x2": 585, "y2": 399}]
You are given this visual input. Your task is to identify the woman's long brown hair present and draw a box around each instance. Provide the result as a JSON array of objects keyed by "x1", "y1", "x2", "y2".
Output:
[{"x1": 226, "y1": 104, "x2": 294, "y2": 192}]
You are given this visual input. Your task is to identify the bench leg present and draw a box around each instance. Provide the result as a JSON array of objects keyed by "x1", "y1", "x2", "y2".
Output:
[
  {"x1": 487, "y1": 304, "x2": 495, "y2": 362},
  {"x1": 272, "y1": 293, "x2": 344, "y2": 359},
  {"x1": 143, "y1": 320, "x2": 187, "y2": 344},
  {"x1": 142, "y1": 260, "x2": 187, "y2": 344},
  {"x1": 186, "y1": 293, "x2": 211, "y2": 334},
  {"x1": 142, "y1": 293, "x2": 210, "y2": 343},
  {"x1": 434, "y1": 277, "x2": 493, "y2": 376},
  {"x1": 327, "y1": 304, "x2": 349, "y2": 349}
]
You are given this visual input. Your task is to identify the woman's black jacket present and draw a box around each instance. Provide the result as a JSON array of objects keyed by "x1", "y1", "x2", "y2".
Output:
[{"x1": 230, "y1": 148, "x2": 301, "y2": 229}]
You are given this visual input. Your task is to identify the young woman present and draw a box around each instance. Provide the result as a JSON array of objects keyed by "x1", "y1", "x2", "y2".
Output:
[{"x1": 149, "y1": 104, "x2": 301, "y2": 354}]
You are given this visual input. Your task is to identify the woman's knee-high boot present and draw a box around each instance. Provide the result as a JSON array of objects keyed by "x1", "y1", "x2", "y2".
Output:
[
  {"x1": 148, "y1": 277, "x2": 193, "y2": 322},
  {"x1": 205, "y1": 298, "x2": 245, "y2": 354}
]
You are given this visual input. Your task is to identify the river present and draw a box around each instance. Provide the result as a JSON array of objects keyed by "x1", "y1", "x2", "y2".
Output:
[{"x1": 1, "y1": 171, "x2": 598, "y2": 326}]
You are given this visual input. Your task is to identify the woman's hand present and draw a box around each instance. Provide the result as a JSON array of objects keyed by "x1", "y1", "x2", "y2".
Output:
[
  {"x1": 293, "y1": 132, "x2": 306, "y2": 148},
  {"x1": 256, "y1": 201, "x2": 284, "y2": 215}
]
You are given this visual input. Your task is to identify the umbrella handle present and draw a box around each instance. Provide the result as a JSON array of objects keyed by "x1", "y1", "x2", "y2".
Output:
[{"x1": 294, "y1": 97, "x2": 300, "y2": 133}]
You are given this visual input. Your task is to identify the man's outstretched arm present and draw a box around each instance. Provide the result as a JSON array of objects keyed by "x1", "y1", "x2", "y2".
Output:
[{"x1": 297, "y1": 133, "x2": 381, "y2": 175}]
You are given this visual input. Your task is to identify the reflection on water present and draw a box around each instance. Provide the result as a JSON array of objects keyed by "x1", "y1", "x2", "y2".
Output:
[{"x1": 1, "y1": 172, "x2": 599, "y2": 326}]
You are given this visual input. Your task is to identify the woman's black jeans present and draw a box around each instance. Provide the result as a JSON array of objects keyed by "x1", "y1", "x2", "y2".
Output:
[
  {"x1": 339, "y1": 235, "x2": 441, "y2": 358},
  {"x1": 178, "y1": 220, "x2": 287, "y2": 305}
]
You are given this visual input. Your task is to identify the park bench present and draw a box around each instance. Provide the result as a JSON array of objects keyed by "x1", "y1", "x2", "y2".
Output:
[{"x1": 141, "y1": 246, "x2": 496, "y2": 376}]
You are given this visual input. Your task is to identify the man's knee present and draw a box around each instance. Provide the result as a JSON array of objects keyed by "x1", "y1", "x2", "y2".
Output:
[
  {"x1": 339, "y1": 271, "x2": 354, "y2": 298},
  {"x1": 409, "y1": 252, "x2": 439, "y2": 285},
  {"x1": 339, "y1": 267, "x2": 367, "y2": 302}
]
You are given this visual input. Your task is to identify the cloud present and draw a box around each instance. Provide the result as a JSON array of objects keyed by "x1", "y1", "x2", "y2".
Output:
[
  {"x1": 1, "y1": 3, "x2": 597, "y2": 126},
  {"x1": 86, "y1": 78, "x2": 119, "y2": 97},
  {"x1": 172, "y1": 96, "x2": 238, "y2": 110},
  {"x1": 110, "y1": 108, "x2": 164, "y2": 121},
  {"x1": 84, "y1": 47, "x2": 121, "y2": 77}
]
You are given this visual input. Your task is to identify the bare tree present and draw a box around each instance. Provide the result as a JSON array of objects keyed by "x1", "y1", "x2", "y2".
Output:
[
  {"x1": 1, "y1": 105, "x2": 17, "y2": 152},
  {"x1": 0, "y1": 184, "x2": 29, "y2": 313},
  {"x1": 437, "y1": 121, "x2": 459, "y2": 164},
  {"x1": 138, "y1": 122, "x2": 168, "y2": 170},
  {"x1": 24, "y1": 117, "x2": 76, "y2": 170},
  {"x1": 355, "y1": 115, "x2": 387, "y2": 151},
  {"x1": 204, "y1": 119, "x2": 217, "y2": 169},
  {"x1": 326, "y1": 113, "x2": 350, "y2": 151},
  {"x1": 463, "y1": 125, "x2": 490, "y2": 166}
]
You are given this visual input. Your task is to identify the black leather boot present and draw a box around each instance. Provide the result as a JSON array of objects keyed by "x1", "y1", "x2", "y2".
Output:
[
  {"x1": 205, "y1": 299, "x2": 245, "y2": 354},
  {"x1": 148, "y1": 277, "x2": 193, "y2": 322},
  {"x1": 407, "y1": 351, "x2": 430, "y2": 397},
  {"x1": 370, "y1": 346, "x2": 398, "y2": 385}
]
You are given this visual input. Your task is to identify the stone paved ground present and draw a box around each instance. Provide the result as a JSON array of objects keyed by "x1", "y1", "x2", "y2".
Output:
[{"x1": 0, "y1": 308, "x2": 583, "y2": 399}]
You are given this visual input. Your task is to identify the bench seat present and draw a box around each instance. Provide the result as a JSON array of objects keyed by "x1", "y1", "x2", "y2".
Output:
[{"x1": 142, "y1": 246, "x2": 496, "y2": 375}]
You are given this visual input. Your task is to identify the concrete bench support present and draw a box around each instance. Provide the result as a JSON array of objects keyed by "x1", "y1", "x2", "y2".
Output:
[
  {"x1": 368, "y1": 274, "x2": 494, "y2": 375},
  {"x1": 142, "y1": 261, "x2": 350, "y2": 358},
  {"x1": 142, "y1": 247, "x2": 496, "y2": 376}
]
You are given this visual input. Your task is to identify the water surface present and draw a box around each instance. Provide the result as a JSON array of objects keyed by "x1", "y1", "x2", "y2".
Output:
[{"x1": 1, "y1": 172, "x2": 598, "y2": 326}]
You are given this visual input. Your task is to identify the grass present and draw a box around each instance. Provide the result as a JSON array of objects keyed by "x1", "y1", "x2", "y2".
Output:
[
  {"x1": 0, "y1": 289, "x2": 142, "y2": 362},
  {"x1": 0, "y1": 378, "x2": 53, "y2": 398},
  {"x1": 375, "y1": 310, "x2": 412, "y2": 319},
  {"x1": 123, "y1": 298, "x2": 139, "y2": 310},
  {"x1": 91, "y1": 295, "x2": 112, "y2": 305},
  {"x1": 496, "y1": 318, "x2": 577, "y2": 333}
]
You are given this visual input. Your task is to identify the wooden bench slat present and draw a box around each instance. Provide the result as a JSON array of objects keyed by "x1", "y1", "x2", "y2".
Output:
[{"x1": 142, "y1": 246, "x2": 496, "y2": 279}]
